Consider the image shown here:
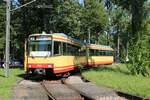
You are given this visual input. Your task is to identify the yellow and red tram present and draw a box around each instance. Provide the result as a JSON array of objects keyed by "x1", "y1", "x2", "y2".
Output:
[
  {"x1": 24, "y1": 32, "x2": 114, "y2": 75},
  {"x1": 86, "y1": 44, "x2": 114, "y2": 66}
]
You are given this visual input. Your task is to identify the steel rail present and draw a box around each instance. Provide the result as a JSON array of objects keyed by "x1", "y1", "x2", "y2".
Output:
[{"x1": 41, "y1": 80, "x2": 56, "y2": 100}]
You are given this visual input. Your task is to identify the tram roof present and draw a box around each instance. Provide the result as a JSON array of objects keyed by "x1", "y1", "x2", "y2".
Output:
[
  {"x1": 52, "y1": 33, "x2": 83, "y2": 45},
  {"x1": 29, "y1": 33, "x2": 84, "y2": 46},
  {"x1": 29, "y1": 33, "x2": 113, "y2": 50},
  {"x1": 87, "y1": 44, "x2": 113, "y2": 51}
]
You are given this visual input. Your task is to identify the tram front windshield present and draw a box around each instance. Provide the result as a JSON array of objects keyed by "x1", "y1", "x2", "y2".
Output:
[{"x1": 29, "y1": 40, "x2": 52, "y2": 57}]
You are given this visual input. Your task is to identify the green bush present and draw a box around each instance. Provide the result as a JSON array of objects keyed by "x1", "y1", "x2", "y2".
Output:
[{"x1": 127, "y1": 34, "x2": 150, "y2": 76}]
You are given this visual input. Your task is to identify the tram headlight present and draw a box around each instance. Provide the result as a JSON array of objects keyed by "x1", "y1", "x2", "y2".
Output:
[
  {"x1": 28, "y1": 64, "x2": 32, "y2": 68},
  {"x1": 48, "y1": 64, "x2": 52, "y2": 68}
]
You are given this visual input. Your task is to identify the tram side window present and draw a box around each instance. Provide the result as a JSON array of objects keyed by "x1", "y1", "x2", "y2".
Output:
[
  {"x1": 67, "y1": 44, "x2": 79, "y2": 56},
  {"x1": 62, "y1": 43, "x2": 73, "y2": 55},
  {"x1": 94, "y1": 50, "x2": 97, "y2": 56},
  {"x1": 90, "y1": 49, "x2": 94, "y2": 56},
  {"x1": 98, "y1": 50, "x2": 102, "y2": 56},
  {"x1": 97, "y1": 50, "x2": 101, "y2": 56},
  {"x1": 106, "y1": 51, "x2": 109, "y2": 56},
  {"x1": 105, "y1": 50, "x2": 109, "y2": 56},
  {"x1": 101, "y1": 50, "x2": 113, "y2": 56},
  {"x1": 108, "y1": 51, "x2": 113, "y2": 56},
  {"x1": 91, "y1": 50, "x2": 113, "y2": 56},
  {"x1": 102, "y1": 50, "x2": 106, "y2": 56},
  {"x1": 67, "y1": 44, "x2": 72, "y2": 55},
  {"x1": 95, "y1": 50, "x2": 106, "y2": 56},
  {"x1": 95, "y1": 50, "x2": 99, "y2": 56},
  {"x1": 105, "y1": 50, "x2": 108, "y2": 56},
  {"x1": 72, "y1": 45, "x2": 80, "y2": 56},
  {"x1": 54, "y1": 41, "x2": 61, "y2": 55},
  {"x1": 63, "y1": 43, "x2": 67, "y2": 55},
  {"x1": 62, "y1": 43, "x2": 80, "y2": 56},
  {"x1": 71, "y1": 44, "x2": 76, "y2": 55}
]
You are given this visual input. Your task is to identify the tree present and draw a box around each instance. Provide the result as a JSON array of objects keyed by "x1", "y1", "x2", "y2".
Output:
[
  {"x1": 0, "y1": 2, "x2": 5, "y2": 59},
  {"x1": 55, "y1": 0, "x2": 83, "y2": 38},
  {"x1": 127, "y1": 1, "x2": 150, "y2": 76},
  {"x1": 111, "y1": 0, "x2": 147, "y2": 42},
  {"x1": 10, "y1": 0, "x2": 61, "y2": 59},
  {"x1": 83, "y1": 0, "x2": 108, "y2": 43},
  {"x1": 110, "y1": 7, "x2": 130, "y2": 62},
  {"x1": 110, "y1": 0, "x2": 150, "y2": 76}
]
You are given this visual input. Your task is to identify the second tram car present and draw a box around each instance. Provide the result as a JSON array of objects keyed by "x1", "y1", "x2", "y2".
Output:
[{"x1": 87, "y1": 44, "x2": 114, "y2": 66}]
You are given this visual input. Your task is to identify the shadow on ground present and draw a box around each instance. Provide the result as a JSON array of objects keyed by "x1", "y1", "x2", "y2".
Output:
[
  {"x1": 117, "y1": 91, "x2": 147, "y2": 100},
  {"x1": 17, "y1": 73, "x2": 65, "y2": 82},
  {"x1": 17, "y1": 69, "x2": 83, "y2": 82},
  {"x1": 18, "y1": 73, "x2": 47, "y2": 82}
]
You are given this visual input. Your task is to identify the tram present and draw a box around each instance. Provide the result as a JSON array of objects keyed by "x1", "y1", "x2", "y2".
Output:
[
  {"x1": 24, "y1": 32, "x2": 113, "y2": 75},
  {"x1": 87, "y1": 44, "x2": 114, "y2": 66}
]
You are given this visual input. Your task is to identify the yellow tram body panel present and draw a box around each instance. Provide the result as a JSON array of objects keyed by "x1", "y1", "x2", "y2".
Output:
[
  {"x1": 88, "y1": 56, "x2": 113, "y2": 65},
  {"x1": 26, "y1": 56, "x2": 84, "y2": 73}
]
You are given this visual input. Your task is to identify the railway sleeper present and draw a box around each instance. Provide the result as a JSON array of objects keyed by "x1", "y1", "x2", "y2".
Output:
[{"x1": 42, "y1": 81, "x2": 83, "y2": 100}]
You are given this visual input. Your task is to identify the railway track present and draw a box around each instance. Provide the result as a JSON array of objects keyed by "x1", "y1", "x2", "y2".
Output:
[
  {"x1": 41, "y1": 76, "x2": 147, "y2": 100},
  {"x1": 41, "y1": 79, "x2": 83, "y2": 100},
  {"x1": 12, "y1": 74, "x2": 148, "y2": 100}
]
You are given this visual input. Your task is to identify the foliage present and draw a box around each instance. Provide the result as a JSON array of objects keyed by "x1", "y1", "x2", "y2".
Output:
[
  {"x1": 0, "y1": 2, "x2": 5, "y2": 59},
  {"x1": 55, "y1": 0, "x2": 108, "y2": 41},
  {"x1": 111, "y1": 0, "x2": 147, "y2": 38},
  {"x1": 109, "y1": 0, "x2": 150, "y2": 75},
  {"x1": 127, "y1": 1, "x2": 150, "y2": 76},
  {"x1": 83, "y1": 0, "x2": 108, "y2": 43},
  {"x1": 97, "y1": 32, "x2": 109, "y2": 45},
  {"x1": 127, "y1": 33, "x2": 150, "y2": 76},
  {"x1": 130, "y1": 42, "x2": 149, "y2": 75},
  {"x1": 10, "y1": 0, "x2": 61, "y2": 59},
  {"x1": 55, "y1": 0, "x2": 83, "y2": 37},
  {"x1": 109, "y1": 6, "x2": 130, "y2": 62}
]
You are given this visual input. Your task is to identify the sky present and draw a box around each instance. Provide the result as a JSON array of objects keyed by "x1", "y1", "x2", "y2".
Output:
[
  {"x1": 13, "y1": 0, "x2": 84, "y2": 3},
  {"x1": 12, "y1": 0, "x2": 84, "y2": 7},
  {"x1": 79, "y1": 0, "x2": 84, "y2": 4}
]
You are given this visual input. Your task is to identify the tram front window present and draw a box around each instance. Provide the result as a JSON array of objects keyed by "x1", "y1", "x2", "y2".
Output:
[{"x1": 29, "y1": 40, "x2": 52, "y2": 57}]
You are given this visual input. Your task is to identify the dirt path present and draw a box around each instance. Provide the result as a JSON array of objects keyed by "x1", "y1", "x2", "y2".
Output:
[
  {"x1": 11, "y1": 80, "x2": 48, "y2": 100},
  {"x1": 0, "y1": 96, "x2": 2, "y2": 100}
]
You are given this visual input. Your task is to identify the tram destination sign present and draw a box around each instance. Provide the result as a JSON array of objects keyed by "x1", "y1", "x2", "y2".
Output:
[{"x1": 29, "y1": 35, "x2": 52, "y2": 41}]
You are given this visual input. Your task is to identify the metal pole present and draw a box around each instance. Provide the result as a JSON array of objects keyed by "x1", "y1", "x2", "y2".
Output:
[
  {"x1": 86, "y1": 28, "x2": 91, "y2": 64},
  {"x1": 3, "y1": 0, "x2": 37, "y2": 77},
  {"x1": 126, "y1": 33, "x2": 129, "y2": 62},
  {"x1": 117, "y1": 32, "x2": 120, "y2": 63},
  {"x1": 5, "y1": 0, "x2": 10, "y2": 77},
  {"x1": 88, "y1": 28, "x2": 91, "y2": 44}
]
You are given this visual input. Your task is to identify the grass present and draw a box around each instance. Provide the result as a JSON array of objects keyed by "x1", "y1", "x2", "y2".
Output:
[
  {"x1": 82, "y1": 64, "x2": 150, "y2": 99},
  {"x1": 0, "y1": 67, "x2": 24, "y2": 100}
]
